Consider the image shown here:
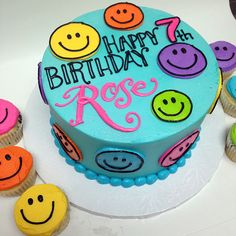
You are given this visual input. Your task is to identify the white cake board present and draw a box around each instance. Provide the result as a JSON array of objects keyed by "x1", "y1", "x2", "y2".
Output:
[{"x1": 24, "y1": 86, "x2": 225, "y2": 218}]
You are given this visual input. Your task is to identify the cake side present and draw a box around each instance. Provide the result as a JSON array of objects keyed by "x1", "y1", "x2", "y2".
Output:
[{"x1": 40, "y1": 4, "x2": 220, "y2": 186}]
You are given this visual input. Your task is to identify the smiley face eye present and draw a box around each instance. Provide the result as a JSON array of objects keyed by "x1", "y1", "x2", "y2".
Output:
[
  {"x1": 123, "y1": 9, "x2": 127, "y2": 13},
  {"x1": 5, "y1": 154, "x2": 11, "y2": 161},
  {"x1": 64, "y1": 142, "x2": 68, "y2": 146},
  {"x1": 122, "y1": 158, "x2": 126, "y2": 162},
  {"x1": 113, "y1": 157, "x2": 118, "y2": 161},
  {"x1": 181, "y1": 48, "x2": 187, "y2": 54},
  {"x1": 172, "y1": 49, "x2": 178, "y2": 55},
  {"x1": 75, "y1": 32, "x2": 80, "y2": 38},
  {"x1": 28, "y1": 198, "x2": 33, "y2": 205},
  {"x1": 117, "y1": 9, "x2": 121, "y2": 14},
  {"x1": 67, "y1": 34, "x2": 72, "y2": 39},
  {"x1": 171, "y1": 97, "x2": 176, "y2": 103},
  {"x1": 38, "y1": 195, "x2": 44, "y2": 202},
  {"x1": 223, "y1": 46, "x2": 228, "y2": 51},
  {"x1": 179, "y1": 147, "x2": 184, "y2": 152},
  {"x1": 215, "y1": 46, "x2": 219, "y2": 51},
  {"x1": 163, "y1": 99, "x2": 168, "y2": 105}
]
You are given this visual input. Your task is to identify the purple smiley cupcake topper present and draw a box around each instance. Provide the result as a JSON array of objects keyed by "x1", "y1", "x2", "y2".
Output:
[{"x1": 210, "y1": 41, "x2": 236, "y2": 72}]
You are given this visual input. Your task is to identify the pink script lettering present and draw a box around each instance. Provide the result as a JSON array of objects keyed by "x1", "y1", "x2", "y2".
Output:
[{"x1": 55, "y1": 77, "x2": 158, "y2": 132}]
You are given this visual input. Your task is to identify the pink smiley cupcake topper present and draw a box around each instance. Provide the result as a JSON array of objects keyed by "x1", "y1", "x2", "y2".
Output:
[{"x1": 0, "y1": 99, "x2": 23, "y2": 147}]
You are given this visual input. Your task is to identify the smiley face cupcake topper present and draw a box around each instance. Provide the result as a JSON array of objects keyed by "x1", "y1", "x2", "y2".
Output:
[
  {"x1": 104, "y1": 2, "x2": 144, "y2": 30},
  {"x1": 210, "y1": 41, "x2": 236, "y2": 77},
  {"x1": 49, "y1": 22, "x2": 101, "y2": 60},
  {"x1": 0, "y1": 146, "x2": 35, "y2": 196},
  {"x1": 14, "y1": 184, "x2": 69, "y2": 236}
]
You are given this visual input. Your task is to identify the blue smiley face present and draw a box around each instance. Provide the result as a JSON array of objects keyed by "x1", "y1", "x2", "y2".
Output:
[{"x1": 95, "y1": 150, "x2": 144, "y2": 173}]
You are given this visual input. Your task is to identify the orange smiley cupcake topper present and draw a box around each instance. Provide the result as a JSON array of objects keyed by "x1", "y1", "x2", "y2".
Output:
[
  {"x1": 104, "y1": 2, "x2": 144, "y2": 30},
  {"x1": 0, "y1": 146, "x2": 33, "y2": 191}
]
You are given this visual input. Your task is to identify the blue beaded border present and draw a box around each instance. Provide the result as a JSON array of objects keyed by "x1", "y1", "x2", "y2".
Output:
[{"x1": 50, "y1": 119, "x2": 200, "y2": 188}]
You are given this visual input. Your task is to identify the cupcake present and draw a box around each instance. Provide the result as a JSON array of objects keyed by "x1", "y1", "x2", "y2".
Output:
[
  {"x1": 210, "y1": 41, "x2": 236, "y2": 79},
  {"x1": 225, "y1": 123, "x2": 236, "y2": 162},
  {"x1": 14, "y1": 184, "x2": 69, "y2": 236},
  {"x1": 0, "y1": 99, "x2": 23, "y2": 147},
  {"x1": 0, "y1": 146, "x2": 36, "y2": 196},
  {"x1": 220, "y1": 75, "x2": 236, "y2": 117}
]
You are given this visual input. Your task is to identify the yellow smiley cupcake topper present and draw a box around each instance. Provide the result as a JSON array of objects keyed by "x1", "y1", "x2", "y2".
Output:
[
  {"x1": 49, "y1": 22, "x2": 101, "y2": 60},
  {"x1": 14, "y1": 184, "x2": 69, "y2": 236}
]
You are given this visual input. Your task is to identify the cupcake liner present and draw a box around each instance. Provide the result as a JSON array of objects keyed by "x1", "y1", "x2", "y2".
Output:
[
  {"x1": 0, "y1": 115, "x2": 23, "y2": 147},
  {"x1": 53, "y1": 202, "x2": 70, "y2": 236},
  {"x1": 220, "y1": 83, "x2": 236, "y2": 117},
  {"x1": 0, "y1": 166, "x2": 36, "y2": 197},
  {"x1": 222, "y1": 69, "x2": 235, "y2": 80}
]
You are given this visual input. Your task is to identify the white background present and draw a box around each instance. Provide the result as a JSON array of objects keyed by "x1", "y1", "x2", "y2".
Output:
[{"x1": 1, "y1": 0, "x2": 236, "y2": 235}]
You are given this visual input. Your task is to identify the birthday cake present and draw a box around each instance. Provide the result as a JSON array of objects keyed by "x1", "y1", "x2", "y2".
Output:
[{"x1": 39, "y1": 2, "x2": 221, "y2": 187}]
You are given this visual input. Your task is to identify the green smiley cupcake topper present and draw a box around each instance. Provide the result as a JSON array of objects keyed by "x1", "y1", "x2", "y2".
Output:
[
  {"x1": 152, "y1": 90, "x2": 192, "y2": 122},
  {"x1": 230, "y1": 123, "x2": 236, "y2": 145}
]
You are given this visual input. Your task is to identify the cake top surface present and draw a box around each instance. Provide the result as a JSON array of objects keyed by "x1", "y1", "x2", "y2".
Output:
[{"x1": 41, "y1": 4, "x2": 219, "y2": 143}]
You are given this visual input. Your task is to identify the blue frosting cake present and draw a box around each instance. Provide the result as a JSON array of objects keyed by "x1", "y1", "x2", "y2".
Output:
[{"x1": 39, "y1": 3, "x2": 220, "y2": 187}]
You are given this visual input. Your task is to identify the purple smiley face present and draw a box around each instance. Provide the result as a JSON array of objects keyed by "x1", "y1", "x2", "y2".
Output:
[
  {"x1": 210, "y1": 41, "x2": 236, "y2": 72},
  {"x1": 157, "y1": 43, "x2": 207, "y2": 79}
]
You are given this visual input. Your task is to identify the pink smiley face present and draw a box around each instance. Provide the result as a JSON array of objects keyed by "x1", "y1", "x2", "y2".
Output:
[
  {"x1": 159, "y1": 130, "x2": 200, "y2": 167},
  {"x1": 0, "y1": 99, "x2": 20, "y2": 135}
]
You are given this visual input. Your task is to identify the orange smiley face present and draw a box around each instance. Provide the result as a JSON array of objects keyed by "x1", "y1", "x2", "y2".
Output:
[
  {"x1": 52, "y1": 123, "x2": 82, "y2": 162},
  {"x1": 104, "y1": 2, "x2": 144, "y2": 30},
  {"x1": 0, "y1": 146, "x2": 33, "y2": 191}
]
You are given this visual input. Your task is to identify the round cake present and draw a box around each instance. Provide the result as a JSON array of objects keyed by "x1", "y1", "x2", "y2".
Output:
[{"x1": 39, "y1": 2, "x2": 220, "y2": 187}]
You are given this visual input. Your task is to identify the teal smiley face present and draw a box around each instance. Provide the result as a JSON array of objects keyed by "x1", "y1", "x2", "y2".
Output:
[{"x1": 152, "y1": 90, "x2": 192, "y2": 122}]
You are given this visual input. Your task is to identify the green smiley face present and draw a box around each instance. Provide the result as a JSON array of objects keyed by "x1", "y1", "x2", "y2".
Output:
[{"x1": 152, "y1": 90, "x2": 192, "y2": 122}]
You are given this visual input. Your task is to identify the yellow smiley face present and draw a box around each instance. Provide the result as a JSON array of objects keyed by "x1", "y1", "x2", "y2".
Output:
[
  {"x1": 14, "y1": 184, "x2": 68, "y2": 236},
  {"x1": 49, "y1": 22, "x2": 101, "y2": 60}
]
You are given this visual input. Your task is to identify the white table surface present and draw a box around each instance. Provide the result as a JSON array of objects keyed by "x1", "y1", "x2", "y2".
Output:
[{"x1": 1, "y1": 0, "x2": 236, "y2": 235}]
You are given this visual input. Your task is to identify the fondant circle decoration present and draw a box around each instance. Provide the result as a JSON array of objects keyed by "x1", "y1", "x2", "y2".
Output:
[
  {"x1": 210, "y1": 41, "x2": 236, "y2": 72},
  {"x1": 49, "y1": 22, "x2": 101, "y2": 60},
  {"x1": 41, "y1": 4, "x2": 220, "y2": 186},
  {"x1": 158, "y1": 43, "x2": 207, "y2": 78},
  {"x1": 52, "y1": 123, "x2": 82, "y2": 162},
  {"x1": 0, "y1": 99, "x2": 20, "y2": 135},
  {"x1": 104, "y1": 2, "x2": 144, "y2": 30},
  {"x1": 38, "y1": 62, "x2": 48, "y2": 104},
  {"x1": 0, "y1": 146, "x2": 33, "y2": 191},
  {"x1": 95, "y1": 150, "x2": 144, "y2": 173},
  {"x1": 14, "y1": 184, "x2": 68, "y2": 236},
  {"x1": 226, "y1": 76, "x2": 236, "y2": 99},
  {"x1": 152, "y1": 90, "x2": 192, "y2": 122},
  {"x1": 158, "y1": 130, "x2": 200, "y2": 167}
]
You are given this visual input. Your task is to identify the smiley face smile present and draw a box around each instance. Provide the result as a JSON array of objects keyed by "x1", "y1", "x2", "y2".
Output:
[
  {"x1": 96, "y1": 150, "x2": 144, "y2": 173},
  {"x1": 20, "y1": 201, "x2": 55, "y2": 225},
  {"x1": 111, "y1": 13, "x2": 134, "y2": 24},
  {"x1": 216, "y1": 52, "x2": 235, "y2": 62},
  {"x1": 158, "y1": 102, "x2": 184, "y2": 116},
  {"x1": 58, "y1": 35, "x2": 90, "y2": 52},
  {"x1": 103, "y1": 159, "x2": 132, "y2": 170},
  {"x1": 0, "y1": 108, "x2": 8, "y2": 124},
  {"x1": 167, "y1": 54, "x2": 198, "y2": 70},
  {"x1": 0, "y1": 157, "x2": 22, "y2": 181}
]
